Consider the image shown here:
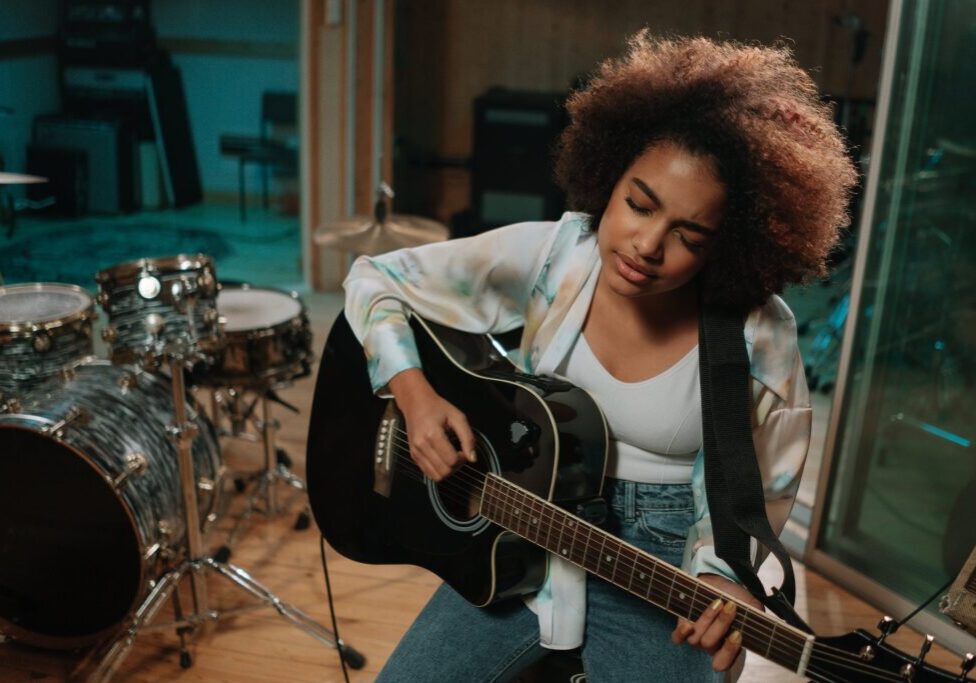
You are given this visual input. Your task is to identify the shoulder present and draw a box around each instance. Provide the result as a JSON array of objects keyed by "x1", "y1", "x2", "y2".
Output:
[{"x1": 745, "y1": 294, "x2": 804, "y2": 404}]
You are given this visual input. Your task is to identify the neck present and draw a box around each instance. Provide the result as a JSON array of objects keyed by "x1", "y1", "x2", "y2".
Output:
[{"x1": 594, "y1": 276, "x2": 700, "y2": 335}]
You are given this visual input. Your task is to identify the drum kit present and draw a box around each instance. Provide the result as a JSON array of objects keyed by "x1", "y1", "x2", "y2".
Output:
[{"x1": 0, "y1": 253, "x2": 363, "y2": 678}]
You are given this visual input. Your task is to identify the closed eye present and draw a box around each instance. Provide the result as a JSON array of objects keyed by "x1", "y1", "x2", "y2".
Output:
[{"x1": 625, "y1": 196, "x2": 653, "y2": 215}]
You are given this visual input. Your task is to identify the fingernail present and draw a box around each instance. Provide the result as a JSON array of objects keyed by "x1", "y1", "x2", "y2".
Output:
[
  {"x1": 723, "y1": 601, "x2": 737, "y2": 615},
  {"x1": 467, "y1": 450, "x2": 477, "y2": 462},
  {"x1": 729, "y1": 630, "x2": 742, "y2": 645},
  {"x1": 709, "y1": 598, "x2": 722, "y2": 611}
]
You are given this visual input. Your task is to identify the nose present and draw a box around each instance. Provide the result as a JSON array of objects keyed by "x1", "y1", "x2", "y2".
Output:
[{"x1": 632, "y1": 225, "x2": 665, "y2": 262}]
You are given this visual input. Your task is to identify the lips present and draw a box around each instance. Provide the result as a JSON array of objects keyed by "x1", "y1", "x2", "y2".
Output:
[{"x1": 614, "y1": 253, "x2": 655, "y2": 284}]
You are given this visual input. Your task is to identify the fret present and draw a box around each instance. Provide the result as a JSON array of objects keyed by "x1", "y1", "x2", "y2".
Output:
[
  {"x1": 525, "y1": 496, "x2": 543, "y2": 545},
  {"x1": 542, "y1": 497, "x2": 554, "y2": 550},
  {"x1": 575, "y1": 519, "x2": 589, "y2": 568},
  {"x1": 626, "y1": 548, "x2": 637, "y2": 592},
  {"x1": 642, "y1": 562, "x2": 657, "y2": 603},
  {"x1": 667, "y1": 568, "x2": 679, "y2": 612},
  {"x1": 689, "y1": 581, "x2": 700, "y2": 621},
  {"x1": 765, "y1": 621, "x2": 777, "y2": 660},
  {"x1": 567, "y1": 517, "x2": 590, "y2": 568}
]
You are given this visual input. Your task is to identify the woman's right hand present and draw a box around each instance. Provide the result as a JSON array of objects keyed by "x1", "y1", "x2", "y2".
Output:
[{"x1": 388, "y1": 368, "x2": 477, "y2": 481}]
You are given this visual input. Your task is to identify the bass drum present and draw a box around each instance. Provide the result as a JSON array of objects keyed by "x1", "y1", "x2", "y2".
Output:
[{"x1": 0, "y1": 360, "x2": 221, "y2": 649}]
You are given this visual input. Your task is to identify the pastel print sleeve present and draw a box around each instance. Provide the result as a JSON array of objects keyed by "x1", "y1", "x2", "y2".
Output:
[{"x1": 342, "y1": 220, "x2": 558, "y2": 394}]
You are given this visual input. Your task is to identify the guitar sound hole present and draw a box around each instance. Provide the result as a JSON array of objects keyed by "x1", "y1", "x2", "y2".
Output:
[{"x1": 434, "y1": 441, "x2": 492, "y2": 524}]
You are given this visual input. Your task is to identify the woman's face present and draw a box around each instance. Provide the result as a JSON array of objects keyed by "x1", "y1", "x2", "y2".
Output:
[{"x1": 597, "y1": 141, "x2": 726, "y2": 303}]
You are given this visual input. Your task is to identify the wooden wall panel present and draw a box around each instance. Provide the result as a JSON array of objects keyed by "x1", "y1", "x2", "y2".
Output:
[{"x1": 393, "y1": 0, "x2": 890, "y2": 225}]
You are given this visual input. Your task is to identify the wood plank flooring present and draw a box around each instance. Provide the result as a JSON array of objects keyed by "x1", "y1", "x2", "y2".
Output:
[{"x1": 0, "y1": 292, "x2": 966, "y2": 682}]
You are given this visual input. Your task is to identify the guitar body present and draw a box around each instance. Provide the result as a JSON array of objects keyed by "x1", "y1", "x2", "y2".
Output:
[
  {"x1": 306, "y1": 312, "x2": 974, "y2": 682},
  {"x1": 306, "y1": 312, "x2": 608, "y2": 606}
]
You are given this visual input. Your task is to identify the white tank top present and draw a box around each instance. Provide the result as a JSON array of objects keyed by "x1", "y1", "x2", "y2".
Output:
[{"x1": 555, "y1": 333, "x2": 702, "y2": 483}]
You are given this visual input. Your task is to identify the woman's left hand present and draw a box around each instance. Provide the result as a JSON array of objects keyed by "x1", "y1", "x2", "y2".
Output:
[{"x1": 670, "y1": 573, "x2": 763, "y2": 672}]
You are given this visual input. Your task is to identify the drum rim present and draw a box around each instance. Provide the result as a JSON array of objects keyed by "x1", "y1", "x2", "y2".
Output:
[
  {"x1": 95, "y1": 253, "x2": 215, "y2": 285},
  {"x1": 0, "y1": 420, "x2": 149, "y2": 649},
  {"x1": 217, "y1": 285, "x2": 306, "y2": 336},
  {"x1": 0, "y1": 283, "x2": 96, "y2": 335}
]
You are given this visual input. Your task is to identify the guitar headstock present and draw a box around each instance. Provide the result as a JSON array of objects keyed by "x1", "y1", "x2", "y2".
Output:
[{"x1": 810, "y1": 619, "x2": 974, "y2": 682}]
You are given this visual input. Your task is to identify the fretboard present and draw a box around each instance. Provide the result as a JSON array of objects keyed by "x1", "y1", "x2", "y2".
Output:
[{"x1": 480, "y1": 473, "x2": 810, "y2": 673}]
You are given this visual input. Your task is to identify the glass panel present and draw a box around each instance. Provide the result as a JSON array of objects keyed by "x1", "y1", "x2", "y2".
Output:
[{"x1": 819, "y1": 0, "x2": 976, "y2": 609}]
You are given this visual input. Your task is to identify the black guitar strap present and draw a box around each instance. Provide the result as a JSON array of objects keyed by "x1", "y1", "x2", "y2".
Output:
[{"x1": 699, "y1": 302, "x2": 813, "y2": 634}]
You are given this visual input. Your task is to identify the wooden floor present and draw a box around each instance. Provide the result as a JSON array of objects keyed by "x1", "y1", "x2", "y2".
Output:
[{"x1": 0, "y1": 292, "x2": 965, "y2": 682}]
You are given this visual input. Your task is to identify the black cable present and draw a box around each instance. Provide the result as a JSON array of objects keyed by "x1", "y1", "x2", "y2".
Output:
[
  {"x1": 320, "y1": 535, "x2": 351, "y2": 683},
  {"x1": 894, "y1": 576, "x2": 956, "y2": 630}
]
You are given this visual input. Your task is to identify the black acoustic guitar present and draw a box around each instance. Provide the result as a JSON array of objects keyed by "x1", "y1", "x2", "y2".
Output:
[{"x1": 306, "y1": 311, "x2": 973, "y2": 683}]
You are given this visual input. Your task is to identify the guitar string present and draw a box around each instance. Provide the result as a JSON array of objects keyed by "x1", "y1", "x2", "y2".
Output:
[
  {"x1": 382, "y1": 431, "x2": 911, "y2": 681},
  {"x1": 381, "y1": 434, "x2": 906, "y2": 682},
  {"x1": 479, "y1": 464, "x2": 906, "y2": 683}
]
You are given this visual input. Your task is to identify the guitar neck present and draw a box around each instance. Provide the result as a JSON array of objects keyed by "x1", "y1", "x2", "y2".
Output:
[{"x1": 480, "y1": 473, "x2": 813, "y2": 674}]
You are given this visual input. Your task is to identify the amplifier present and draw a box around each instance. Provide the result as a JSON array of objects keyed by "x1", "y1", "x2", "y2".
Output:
[
  {"x1": 942, "y1": 545, "x2": 976, "y2": 633},
  {"x1": 32, "y1": 115, "x2": 136, "y2": 214},
  {"x1": 26, "y1": 145, "x2": 89, "y2": 217},
  {"x1": 469, "y1": 88, "x2": 568, "y2": 234}
]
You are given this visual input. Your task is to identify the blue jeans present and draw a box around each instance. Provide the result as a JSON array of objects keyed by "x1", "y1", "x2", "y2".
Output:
[{"x1": 376, "y1": 479, "x2": 722, "y2": 682}]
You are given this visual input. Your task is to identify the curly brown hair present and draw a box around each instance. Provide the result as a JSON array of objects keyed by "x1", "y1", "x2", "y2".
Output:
[{"x1": 555, "y1": 30, "x2": 859, "y2": 311}]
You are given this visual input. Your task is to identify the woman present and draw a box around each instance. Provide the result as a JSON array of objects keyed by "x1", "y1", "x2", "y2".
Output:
[{"x1": 343, "y1": 32, "x2": 857, "y2": 681}]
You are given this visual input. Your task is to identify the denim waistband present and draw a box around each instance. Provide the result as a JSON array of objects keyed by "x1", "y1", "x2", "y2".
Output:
[{"x1": 605, "y1": 477, "x2": 694, "y2": 523}]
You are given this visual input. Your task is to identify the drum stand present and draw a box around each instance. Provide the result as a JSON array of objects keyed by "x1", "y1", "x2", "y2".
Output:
[
  {"x1": 210, "y1": 385, "x2": 311, "y2": 562},
  {"x1": 79, "y1": 352, "x2": 363, "y2": 682}
]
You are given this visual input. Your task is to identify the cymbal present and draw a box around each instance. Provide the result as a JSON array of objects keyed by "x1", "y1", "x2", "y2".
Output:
[
  {"x1": 314, "y1": 214, "x2": 449, "y2": 256},
  {"x1": 0, "y1": 172, "x2": 48, "y2": 185}
]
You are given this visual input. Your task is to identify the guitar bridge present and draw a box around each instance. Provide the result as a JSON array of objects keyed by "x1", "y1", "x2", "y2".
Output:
[{"x1": 373, "y1": 402, "x2": 401, "y2": 497}]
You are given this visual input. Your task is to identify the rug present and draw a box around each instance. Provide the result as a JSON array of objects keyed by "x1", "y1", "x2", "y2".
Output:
[{"x1": 0, "y1": 222, "x2": 233, "y2": 288}]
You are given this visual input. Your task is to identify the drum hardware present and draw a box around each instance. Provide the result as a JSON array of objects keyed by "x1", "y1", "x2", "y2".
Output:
[
  {"x1": 210, "y1": 387, "x2": 312, "y2": 564},
  {"x1": 111, "y1": 452, "x2": 148, "y2": 489},
  {"x1": 77, "y1": 345, "x2": 360, "y2": 681},
  {"x1": 41, "y1": 405, "x2": 90, "y2": 436}
]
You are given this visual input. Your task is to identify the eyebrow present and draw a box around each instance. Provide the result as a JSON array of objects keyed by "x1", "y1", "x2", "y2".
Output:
[{"x1": 630, "y1": 178, "x2": 717, "y2": 235}]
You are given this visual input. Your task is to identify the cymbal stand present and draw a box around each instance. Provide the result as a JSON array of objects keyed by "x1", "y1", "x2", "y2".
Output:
[
  {"x1": 210, "y1": 385, "x2": 311, "y2": 562},
  {"x1": 82, "y1": 347, "x2": 363, "y2": 682}
]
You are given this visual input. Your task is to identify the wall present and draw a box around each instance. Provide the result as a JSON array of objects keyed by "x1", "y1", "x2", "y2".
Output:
[
  {"x1": 154, "y1": 0, "x2": 300, "y2": 197},
  {"x1": 394, "y1": 0, "x2": 891, "y2": 224},
  {"x1": 0, "y1": 0, "x2": 60, "y2": 199}
]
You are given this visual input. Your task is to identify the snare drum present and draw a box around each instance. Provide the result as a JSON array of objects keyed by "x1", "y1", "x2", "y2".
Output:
[
  {"x1": 0, "y1": 360, "x2": 221, "y2": 648},
  {"x1": 201, "y1": 285, "x2": 313, "y2": 387},
  {"x1": 95, "y1": 254, "x2": 221, "y2": 365},
  {"x1": 0, "y1": 283, "x2": 95, "y2": 398}
]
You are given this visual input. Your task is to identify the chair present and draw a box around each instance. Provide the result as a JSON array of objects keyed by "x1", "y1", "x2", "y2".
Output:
[{"x1": 219, "y1": 91, "x2": 298, "y2": 221}]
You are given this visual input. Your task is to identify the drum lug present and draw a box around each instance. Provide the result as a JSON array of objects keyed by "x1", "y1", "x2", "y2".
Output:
[
  {"x1": 102, "y1": 325, "x2": 118, "y2": 343},
  {"x1": 112, "y1": 452, "x2": 148, "y2": 490},
  {"x1": 203, "y1": 308, "x2": 218, "y2": 325},
  {"x1": 32, "y1": 329, "x2": 52, "y2": 353},
  {"x1": 95, "y1": 288, "x2": 111, "y2": 309},
  {"x1": 43, "y1": 405, "x2": 90, "y2": 437},
  {"x1": 117, "y1": 371, "x2": 139, "y2": 392},
  {"x1": 1, "y1": 397, "x2": 21, "y2": 414},
  {"x1": 197, "y1": 477, "x2": 215, "y2": 492},
  {"x1": 199, "y1": 269, "x2": 217, "y2": 296}
]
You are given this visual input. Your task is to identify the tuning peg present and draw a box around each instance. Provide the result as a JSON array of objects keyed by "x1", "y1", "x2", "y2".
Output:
[
  {"x1": 876, "y1": 616, "x2": 900, "y2": 645},
  {"x1": 901, "y1": 634, "x2": 935, "y2": 679},
  {"x1": 958, "y1": 653, "x2": 975, "y2": 681}
]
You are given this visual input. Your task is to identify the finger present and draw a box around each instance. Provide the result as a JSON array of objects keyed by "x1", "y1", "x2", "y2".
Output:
[
  {"x1": 686, "y1": 598, "x2": 724, "y2": 647},
  {"x1": 671, "y1": 619, "x2": 694, "y2": 645},
  {"x1": 412, "y1": 446, "x2": 451, "y2": 481},
  {"x1": 427, "y1": 428, "x2": 464, "y2": 474},
  {"x1": 699, "y1": 600, "x2": 738, "y2": 652},
  {"x1": 447, "y1": 411, "x2": 477, "y2": 462},
  {"x1": 711, "y1": 630, "x2": 742, "y2": 672}
]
